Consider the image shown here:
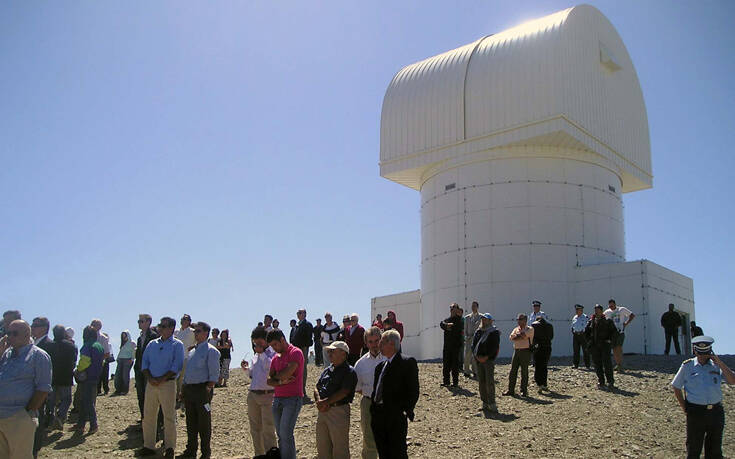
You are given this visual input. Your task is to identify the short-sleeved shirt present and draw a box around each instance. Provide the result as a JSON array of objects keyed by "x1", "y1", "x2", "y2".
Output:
[
  {"x1": 529, "y1": 311, "x2": 547, "y2": 324},
  {"x1": 571, "y1": 314, "x2": 589, "y2": 333},
  {"x1": 671, "y1": 358, "x2": 723, "y2": 405},
  {"x1": 354, "y1": 351, "x2": 386, "y2": 397},
  {"x1": 316, "y1": 361, "x2": 357, "y2": 404},
  {"x1": 0, "y1": 344, "x2": 52, "y2": 418},
  {"x1": 271, "y1": 344, "x2": 304, "y2": 398},
  {"x1": 509, "y1": 326, "x2": 534, "y2": 349},
  {"x1": 142, "y1": 335, "x2": 185, "y2": 379},
  {"x1": 604, "y1": 307, "x2": 633, "y2": 333}
]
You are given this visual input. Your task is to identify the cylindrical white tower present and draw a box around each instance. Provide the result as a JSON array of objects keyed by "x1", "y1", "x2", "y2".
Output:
[{"x1": 379, "y1": 5, "x2": 652, "y2": 359}]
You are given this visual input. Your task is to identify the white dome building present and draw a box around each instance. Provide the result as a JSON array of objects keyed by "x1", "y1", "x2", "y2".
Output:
[{"x1": 372, "y1": 5, "x2": 695, "y2": 359}]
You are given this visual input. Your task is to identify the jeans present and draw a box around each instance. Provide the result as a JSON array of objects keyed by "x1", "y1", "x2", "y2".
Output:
[
  {"x1": 272, "y1": 396, "x2": 303, "y2": 459},
  {"x1": 49, "y1": 385, "x2": 73, "y2": 421},
  {"x1": 77, "y1": 380, "x2": 98, "y2": 428},
  {"x1": 114, "y1": 358, "x2": 133, "y2": 394}
]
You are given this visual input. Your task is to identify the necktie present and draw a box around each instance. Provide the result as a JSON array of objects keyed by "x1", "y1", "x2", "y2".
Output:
[{"x1": 374, "y1": 360, "x2": 389, "y2": 404}]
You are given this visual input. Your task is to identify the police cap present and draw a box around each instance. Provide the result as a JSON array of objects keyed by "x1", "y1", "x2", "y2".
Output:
[{"x1": 692, "y1": 335, "x2": 714, "y2": 354}]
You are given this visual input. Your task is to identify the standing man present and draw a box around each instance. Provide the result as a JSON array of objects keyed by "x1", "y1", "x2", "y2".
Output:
[
  {"x1": 291, "y1": 308, "x2": 313, "y2": 398},
  {"x1": 354, "y1": 327, "x2": 385, "y2": 459},
  {"x1": 30, "y1": 317, "x2": 53, "y2": 456},
  {"x1": 266, "y1": 329, "x2": 305, "y2": 459},
  {"x1": 503, "y1": 313, "x2": 534, "y2": 397},
  {"x1": 90, "y1": 319, "x2": 111, "y2": 395},
  {"x1": 241, "y1": 327, "x2": 277, "y2": 457},
  {"x1": 313, "y1": 318, "x2": 324, "y2": 367},
  {"x1": 135, "y1": 314, "x2": 160, "y2": 420},
  {"x1": 314, "y1": 341, "x2": 358, "y2": 459},
  {"x1": 321, "y1": 314, "x2": 340, "y2": 366},
  {"x1": 439, "y1": 303, "x2": 463, "y2": 388},
  {"x1": 137, "y1": 317, "x2": 185, "y2": 458},
  {"x1": 263, "y1": 315, "x2": 274, "y2": 332},
  {"x1": 690, "y1": 321, "x2": 703, "y2": 339},
  {"x1": 179, "y1": 321, "x2": 220, "y2": 459},
  {"x1": 288, "y1": 320, "x2": 298, "y2": 344},
  {"x1": 48, "y1": 325, "x2": 78, "y2": 430},
  {"x1": 585, "y1": 304, "x2": 617, "y2": 390},
  {"x1": 0, "y1": 310, "x2": 22, "y2": 338},
  {"x1": 529, "y1": 300, "x2": 547, "y2": 323},
  {"x1": 603, "y1": 299, "x2": 635, "y2": 371},
  {"x1": 571, "y1": 305, "x2": 590, "y2": 369},
  {"x1": 0, "y1": 320, "x2": 52, "y2": 459},
  {"x1": 370, "y1": 329, "x2": 419, "y2": 459},
  {"x1": 472, "y1": 313, "x2": 500, "y2": 413},
  {"x1": 661, "y1": 304, "x2": 682, "y2": 355},
  {"x1": 531, "y1": 315, "x2": 554, "y2": 393},
  {"x1": 672, "y1": 336, "x2": 735, "y2": 459},
  {"x1": 175, "y1": 314, "x2": 197, "y2": 411},
  {"x1": 345, "y1": 313, "x2": 365, "y2": 366},
  {"x1": 463, "y1": 302, "x2": 481, "y2": 378}
]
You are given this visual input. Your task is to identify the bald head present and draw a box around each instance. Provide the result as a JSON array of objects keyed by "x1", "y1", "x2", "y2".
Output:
[{"x1": 8, "y1": 320, "x2": 31, "y2": 349}]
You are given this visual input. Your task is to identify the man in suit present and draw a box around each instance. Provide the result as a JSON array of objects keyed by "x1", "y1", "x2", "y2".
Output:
[
  {"x1": 370, "y1": 329, "x2": 419, "y2": 459},
  {"x1": 135, "y1": 313, "x2": 160, "y2": 420},
  {"x1": 291, "y1": 308, "x2": 314, "y2": 398},
  {"x1": 31, "y1": 317, "x2": 54, "y2": 458}
]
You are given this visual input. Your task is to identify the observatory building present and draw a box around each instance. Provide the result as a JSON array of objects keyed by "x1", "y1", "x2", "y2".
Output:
[{"x1": 372, "y1": 5, "x2": 695, "y2": 359}]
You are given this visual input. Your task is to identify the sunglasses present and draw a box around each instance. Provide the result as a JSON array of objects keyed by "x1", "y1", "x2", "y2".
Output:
[
  {"x1": 137, "y1": 319, "x2": 147, "y2": 323},
  {"x1": 193, "y1": 329, "x2": 204, "y2": 334},
  {"x1": 31, "y1": 324, "x2": 44, "y2": 328}
]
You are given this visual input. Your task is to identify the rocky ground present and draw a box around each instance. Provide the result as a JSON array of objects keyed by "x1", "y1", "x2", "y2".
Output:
[{"x1": 38, "y1": 354, "x2": 734, "y2": 458}]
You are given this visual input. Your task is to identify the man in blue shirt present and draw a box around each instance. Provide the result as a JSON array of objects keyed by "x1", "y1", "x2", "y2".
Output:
[
  {"x1": 0, "y1": 320, "x2": 52, "y2": 459},
  {"x1": 138, "y1": 317, "x2": 185, "y2": 458},
  {"x1": 179, "y1": 322, "x2": 220, "y2": 459},
  {"x1": 672, "y1": 336, "x2": 735, "y2": 458}
]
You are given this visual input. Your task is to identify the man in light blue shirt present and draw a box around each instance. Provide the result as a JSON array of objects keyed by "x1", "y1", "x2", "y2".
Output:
[
  {"x1": 180, "y1": 321, "x2": 220, "y2": 459},
  {"x1": 138, "y1": 317, "x2": 185, "y2": 458},
  {"x1": 570, "y1": 305, "x2": 590, "y2": 369},
  {"x1": 672, "y1": 336, "x2": 735, "y2": 458},
  {"x1": 0, "y1": 320, "x2": 52, "y2": 458}
]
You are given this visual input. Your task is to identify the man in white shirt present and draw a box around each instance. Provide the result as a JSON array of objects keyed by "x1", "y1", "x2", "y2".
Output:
[
  {"x1": 241, "y1": 326, "x2": 277, "y2": 456},
  {"x1": 570, "y1": 305, "x2": 590, "y2": 369},
  {"x1": 603, "y1": 299, "x2": 635, "y2": 371},
  {"x1": 529, "y1": 300, "x2": 547, "y2": 324},
  {"x1": 175, "y1": 314, "x2": 196, "y2": 411},
  {"x1": 354, "y1": 327, "x2": 386, "y2": 459},
  {"x1": 463, "y1": 302, "x2": 481, "y2": 378}
]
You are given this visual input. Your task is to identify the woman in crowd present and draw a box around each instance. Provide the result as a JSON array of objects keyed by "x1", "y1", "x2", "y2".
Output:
[
  {"x1": 272, "y1": 319, "x2": 280, "y2": 331},
  {"x1": 73, "y1": 326, "x2": 104, "y2": 434},
  {"x1": 217, "y1": 329, "x2": 234, "y2": 387},
  {"x1": 113, "y1": 330, "x2": 136, "y2": 395}
]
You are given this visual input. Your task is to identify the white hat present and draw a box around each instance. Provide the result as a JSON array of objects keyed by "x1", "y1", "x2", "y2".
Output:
[{"x1": 325, "y1": 341, "x2": 349, "y2": 354}]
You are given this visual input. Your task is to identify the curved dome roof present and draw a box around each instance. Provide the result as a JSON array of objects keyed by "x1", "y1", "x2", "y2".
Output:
[{"x1": 380, "y1": 5, "x2": 651, "y2": 193}]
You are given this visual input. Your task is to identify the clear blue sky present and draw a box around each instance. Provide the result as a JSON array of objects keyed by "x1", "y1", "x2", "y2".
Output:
[{"x1": 1, "y1": 1, "x2": 733, "y2": 363}]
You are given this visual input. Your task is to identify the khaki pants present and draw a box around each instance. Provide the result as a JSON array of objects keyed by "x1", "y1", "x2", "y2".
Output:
[
  {"x1": 0, "y1": 409, "x2": 38, "y2": 459},
  {"x1": 360, "y1": 397, "x2": 378, "y2": 459},
  {"x1": 143, "y1": 380, "x2": 177, "y2": 450},
  {"x1": 463, "y1": 342, "x2": 477, "y2": 375},
  {"x1": 247, "y1": 391, "x2": 277, "y2": 456},
  {"x1": 316, "y1": 404, "x2": 350, "y2": 459}
]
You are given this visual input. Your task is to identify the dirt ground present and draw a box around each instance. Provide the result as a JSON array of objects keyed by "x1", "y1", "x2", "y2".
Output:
[{"x1": 37, "y1": 354, "x2": 734, "y2": 458}]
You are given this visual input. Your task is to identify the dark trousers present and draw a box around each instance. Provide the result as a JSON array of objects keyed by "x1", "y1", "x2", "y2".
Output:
[
  {"x1": 76, "y1": 380, "x2": 98, "y2": 428},
  {"x1": 135, "y1": 367, "x2": 146, "y2": 416},
  {"x1": 370, "y1": 404, "x2": 408, "y2": 459},
  {"x1": 299, "y1": 347, "x2": 309, "y2": 396},
  {"x1": 572, "y1": 333, "x2": 590, "y2": 367},
  {"x1": 591, "y1": 343, "x2": 614, "y2": 385},
  {"x1": 314, "y1": 342, "x2": 323, "y2": 365},
  {"x1": 533, "y1": 346, "x2": 551, "y2": 387},
  {"x1": 97, "y1": 360, "x2": 110, "y2": 394},
  {"x1": 686, "y1": 402, "x2": 724, "y2": 459},
  {"x1": 442, "y1": 345, "x2": 460, "y2": 385},
  {"x1": 508, "y1": 348, "x2": 531, "y2": 394},
  {"x1": 665, "y1": 329, "x2": 681, "y2": 355},
  {"x1": 183, "y1": 383, "x2": 213, "y2": 457},
  {"x1": 33, "y1": 393, "x2": 51, "y2": 457}
]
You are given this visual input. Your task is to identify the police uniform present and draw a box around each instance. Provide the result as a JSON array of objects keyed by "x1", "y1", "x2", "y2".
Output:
[{"x1": 671, "y1": 336, "x2": 726, "y2": 459}]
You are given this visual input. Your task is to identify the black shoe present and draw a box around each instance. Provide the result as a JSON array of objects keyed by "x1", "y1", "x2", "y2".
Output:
[
  {"x1": 451, "y1": 383, "x2": 459, "y2": 388},
  {"x1": 463, "y1": 372, "x2": 471, "y2": 377},
  {"x1": 176, "y1": 452, "x2": 196, "y2": 459},
  {"x1": 163, "y1": 448, "x2": 175, "y2": 458},
  {"x1": 136, "y1": 447, "x2": 156, "y2": 457},
  {"x1": 502, "y1": 390, "x2": 515, "y2": 396},
  {"x1": 440, "y1": 382, "x2": 450, "y2": 387},
  {"x1": 521, "y1": 391, "x2": 528, "y2": 397}
]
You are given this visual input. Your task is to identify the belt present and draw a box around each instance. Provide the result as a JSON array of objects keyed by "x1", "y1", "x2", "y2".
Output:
[
  {"x1": 687, "y1": 401, "x2": 721, "y2": 410},
  {"x1": 573, "y1": 331, "x2": 585, "y2": 335},
  {"x1": 250, "y1": 389, "x2": 274, "y2": 394}
]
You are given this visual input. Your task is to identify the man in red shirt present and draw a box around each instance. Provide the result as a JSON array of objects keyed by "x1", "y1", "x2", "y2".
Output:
[{"x1": 266, "y1": 329, "x2": 305, "y2": 459}]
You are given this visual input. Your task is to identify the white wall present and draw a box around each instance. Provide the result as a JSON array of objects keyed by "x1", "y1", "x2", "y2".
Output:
[{"x1": 371, "y1": 290, "x2": 421, "y2": 358}]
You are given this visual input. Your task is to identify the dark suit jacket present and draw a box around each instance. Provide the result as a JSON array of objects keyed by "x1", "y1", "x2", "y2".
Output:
[
  {"x1": 135, "y1": 328, "x2": 159, "y2": 372},
  {"x1": 49, "y1": 339, "x2": 78, "y2": 386},
  {"x1": 370, "y1": 352, "x2": 419, "y2": 421}
]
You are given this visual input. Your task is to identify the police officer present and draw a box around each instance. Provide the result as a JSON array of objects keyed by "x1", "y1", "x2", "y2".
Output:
[{"x1": 671, "y1": 336, "x2": 735, "y2": 458}]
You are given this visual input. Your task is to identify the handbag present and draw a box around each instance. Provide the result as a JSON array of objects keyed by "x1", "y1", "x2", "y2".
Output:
[{"x1": 73, "y1": 369, "x2": 88, "y2": 383}]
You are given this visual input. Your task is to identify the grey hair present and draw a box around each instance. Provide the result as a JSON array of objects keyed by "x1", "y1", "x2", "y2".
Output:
[
  {"x1": 350, "y1": 312, "x2": 359, "y2": 321},
  {"x1": 364, "y1": 326, "x2": 382, "y2": 342},
  {"x1": 381, "y1": 329, "x2": 401, "y2": 351}
]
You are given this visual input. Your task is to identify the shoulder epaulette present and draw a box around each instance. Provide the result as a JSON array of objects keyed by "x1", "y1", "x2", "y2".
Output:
[{"x1": 682, "y1": 358, "x2": 694, "y2": 364}]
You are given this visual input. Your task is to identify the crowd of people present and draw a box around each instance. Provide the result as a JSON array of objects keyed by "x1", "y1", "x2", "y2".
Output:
[{"x1": 0, "y1": 301, "x2": 731, "y2": 459}]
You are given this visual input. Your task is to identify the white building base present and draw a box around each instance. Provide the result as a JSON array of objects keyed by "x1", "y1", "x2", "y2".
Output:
[{"x1": 372, "y1": 260, "x2": 694, "y2": 360}]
